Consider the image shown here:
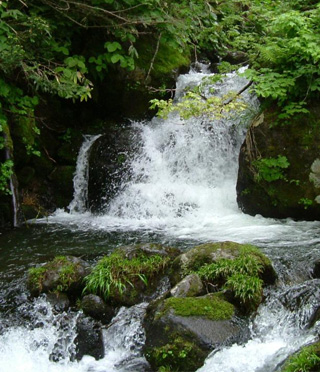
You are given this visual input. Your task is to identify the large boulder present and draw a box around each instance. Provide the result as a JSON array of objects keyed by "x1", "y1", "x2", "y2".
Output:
[
  {"x1": 87, "y1": 127, "x2": 141, "y2": 213},
  {"x1": 237, "y1": 104, "x2": 320, "y2": 220},
  {"x1": 170, "y1": 241, "x2": 276, "y2": 286},
  {"x1": 144, "y1": 293, "x2": 243, "y2": 372},
  {"x1": 83, "y1": 243, "x2": 181, "y2": 306}
]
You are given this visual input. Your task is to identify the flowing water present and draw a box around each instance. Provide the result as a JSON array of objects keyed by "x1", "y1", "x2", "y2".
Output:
[{"x1": 1, "y1": 64, "x2": 320, "y2": 372}]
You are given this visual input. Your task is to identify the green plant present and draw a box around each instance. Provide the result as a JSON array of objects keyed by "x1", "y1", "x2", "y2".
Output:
[
  {"x1": 84, "y1": 251, "x2": 169, "y2": 301},
  {"x1": 196, "y1": 252, "x2": 264, "y2": 310},
  {"x1": 282, "y1": 343, "x2": 320, "y2": 372},
  {"x1": 298, "y1": 198, "x2": 313, "y2": 209},
  {"x1": 253, "y1": 155, "x2": 290, "y2": 182}
]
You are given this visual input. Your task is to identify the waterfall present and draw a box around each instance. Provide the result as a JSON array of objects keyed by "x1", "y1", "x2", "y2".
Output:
[
  {"x1": 68, "y1": 135, "x2": 101, "y2": 213},
  {"x1": 23, "y1": 65, "x2": 320, "y2": 371},
  {"x1": 4, "y1": 140, "x2": 21, "y2": 227}
]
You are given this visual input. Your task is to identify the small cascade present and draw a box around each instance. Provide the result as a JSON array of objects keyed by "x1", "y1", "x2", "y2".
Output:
[{"x1": 68, "y1": 135, "x2": 101, "y2": 213}]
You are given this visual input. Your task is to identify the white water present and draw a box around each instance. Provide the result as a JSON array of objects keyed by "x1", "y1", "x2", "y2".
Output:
[
  {"x1": 68, "y1": 135, "x2": 101, "y2": 214},
  {"x1": 6, "y1": 65, "x2": 320, "y2": 371}
]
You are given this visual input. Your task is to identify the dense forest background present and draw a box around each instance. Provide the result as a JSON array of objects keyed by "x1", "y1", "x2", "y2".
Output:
[{"x1": 1, "y1": 0, "x2": 320, "y2": 226}]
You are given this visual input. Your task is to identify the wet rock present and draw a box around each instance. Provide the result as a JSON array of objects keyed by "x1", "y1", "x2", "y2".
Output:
[
  {"x1": 144, "y1": 293, "x2": 242, "y2": 372},
  {"x1": 81, "y1": 294, "x2": 114, "y2": 324},
  {"x1": 28, "y1": 256, "x2": 91, "y2": 297},
  {"x1": 170, "y1": 273, "x2": 204, "y2": 298},
  {"x1": 84, "y1": 244, "x2": 179, "y2": 307},
  {"x1": 75, "y1": 315, "x2": 104, "y2": 361},
  {"x1": 87, "y1": 127, "x2": 140, "y2": 213},
  {"x1": 237, "y1": 103, "x2": 320, "y2": 220},
  {"x1": 170, "y1": 241, "x2": 276, "y2": 286}
]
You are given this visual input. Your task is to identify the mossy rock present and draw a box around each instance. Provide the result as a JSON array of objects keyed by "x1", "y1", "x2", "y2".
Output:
[
  {"x1": 83, "y1": 244, "x2": 179, "y2": 306},
  {"x1": 144, "y1": 293, "x2": 242, "y2": 372},
  {"x1": 170, "y1": 241, "x2": 276, "y2": 285},
  {"x1": 281, "y1": 341, "x2": 320, "y2": 372},
  {"x1": 237, "y1": 102, "x2": 320, "y2": 220},
  {"x1": 28, "y1": 256, "x2": 91, "y2": 297}
]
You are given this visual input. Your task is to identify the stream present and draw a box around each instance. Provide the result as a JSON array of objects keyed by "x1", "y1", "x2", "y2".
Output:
[{"x1": 1, "y1": 64, "x2": 320, "y2": 372}]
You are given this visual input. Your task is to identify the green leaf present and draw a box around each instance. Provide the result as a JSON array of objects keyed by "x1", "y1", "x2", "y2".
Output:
[{"x1": 105, "y1": 41, "x2": 122, "y2": 53}]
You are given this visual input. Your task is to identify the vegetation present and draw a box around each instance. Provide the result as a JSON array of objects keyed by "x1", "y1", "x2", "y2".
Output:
[
  {"x1": 1, "y1": 0, "x2": 320, "y2": 222},
  {"x1": 84, "y1": 250, "x2": 169, "y2": 302},
  {"x1": 253, "y1": 156, "x2": 290, "y2": 183},
  {"x1": 281, "y1": 342, "x2": 320, "y2": 372},
  {"x1": 158, "y1": 293, "x2": 234, "y2": 321},
  {"x1": 196, "y1": 251, "x2": 264, "y2": 311},
  {"x1": 146, "y1": 336, "x2": 207, "y2": 372},
  {"x1": 28, "y1": 255, "x2": 85, "y2": 294}
]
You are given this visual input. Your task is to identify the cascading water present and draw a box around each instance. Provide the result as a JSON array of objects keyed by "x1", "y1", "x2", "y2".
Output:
[
  {"x1": 68, "y1": 134, "x2": 101, "y2": 214},
  {"x1": 1, "y1": 65, "x2": 320, "y2": 372}
]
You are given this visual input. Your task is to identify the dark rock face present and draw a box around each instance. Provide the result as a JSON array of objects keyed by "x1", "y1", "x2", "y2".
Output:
[
  {"x1": 81, "y1": 294, "x2": 114, "y2": 324},
  {"x1": 237, "y1": 105, "x2": 320, "y2": 220},
  {"x1": 75, "y1": 315, "x2": 104, "y2": 361},
  {"x1": 87, "y1": 126, "x2": 141, "y2": 213}
]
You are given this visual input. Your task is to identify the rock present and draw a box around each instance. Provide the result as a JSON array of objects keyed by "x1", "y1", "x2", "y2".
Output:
[
  {"x1": 144, "y1": 293, "x2": 243, "y2": 372},
  {"x1": 84, "y1": 244, "x2": 179, "y2": 306},
  {"x1": 28, "y1": 256, "x2": 91, "y2": 297},
  {"x1": 237, "y1": 103, "x2": 320, "y2": 220},
  {"x1": 170, "y1": 273, "x2": 204, "y2": 298},
  {"x1": 87, "y1": 127, "x2": 141, "y2": 213},
  {"x1": 170, "y1": 241, "x2": 276, "y2": 286},
  {"x1": 75, "y1": 315, "x2": 104, "y2": 361},
  {"x1": 81, "y1": 294, "x2": 114, "y2": 324}
]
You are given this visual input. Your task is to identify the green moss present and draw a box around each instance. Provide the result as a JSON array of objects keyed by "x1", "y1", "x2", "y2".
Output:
[
  {"x1": 28, "y1": 256, "x2": 83, "y2": 294},
  {"x1": 281, "y1": 342, "x2": 320, "y2": 372},
  {"x1": 84, "y1": 250, "x2": 170, "y2": 302},
  {"x1": 146, "y1": 336, "x2": 207, "y2": 372},
  {"x1": 159, "y1": 293, "x2": 234, "y2": 321}
]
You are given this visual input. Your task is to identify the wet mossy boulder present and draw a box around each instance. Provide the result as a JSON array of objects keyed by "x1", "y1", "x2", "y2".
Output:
[
  {"x1": 237, "y1": 103, "x2": 320, "y2": 220},
  {"x1": 170, "y1": 241, "x2": 276, "y2": 314},
  {"x1": 28, "y1": 256, "x2": 91, "y2": 297},
  {"x1": 171, "y1": 241, "x2": 276, "y2": 286},
  {"x1": 83, "y1": 243, "x2": 180, "y2": 306},
  {"x1": 144, "y1": 293, "x2": 241, "y2": 372}
]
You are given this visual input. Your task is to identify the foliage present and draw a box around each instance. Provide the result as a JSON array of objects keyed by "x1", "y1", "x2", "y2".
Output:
[
  {"x1": 282, "y1": 342, "x2": 320, "y2": 372},
  {"x1": 197, "y1": 253, "x2": 264, "y2": 310},
  {"x1": 83, "y1": 251, "x2": 169, "y2": 301},
  {"x1": 150, "y1": 89, "x2": 248, "y2": 120},
  {"x1": 253, "y1": 156, "x2": 290, "y2": 182}
]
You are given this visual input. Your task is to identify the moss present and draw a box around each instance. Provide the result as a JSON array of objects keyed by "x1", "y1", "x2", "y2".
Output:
[
  {"x1": 158, "y1": 293, "x2": 234, "y2": 321},
  {"x1": 281, "y1": 342, "x2": 320, "y2": 372},
  {"x1": 146, "y1": 336, "x2": 207, "y2": 372},
  {"x1": 28, "y1": 256, "x2": 84, "y2": 295}
]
